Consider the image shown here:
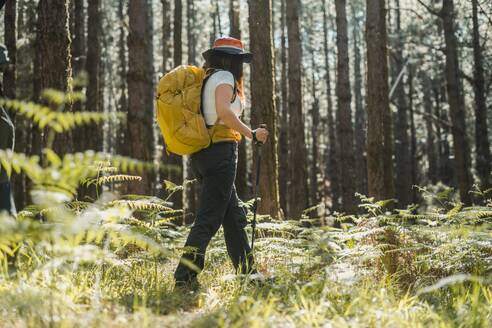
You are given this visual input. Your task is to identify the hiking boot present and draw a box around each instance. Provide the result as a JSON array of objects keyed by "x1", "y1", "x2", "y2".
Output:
[{"x1": 174, "y1": 279, "x2": 201, "y2": 293}]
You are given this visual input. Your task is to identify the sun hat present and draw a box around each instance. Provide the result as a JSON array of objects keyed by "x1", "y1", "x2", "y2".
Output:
[{"x1": 202, "y1": 36, "x2": 253, "y2": 63}]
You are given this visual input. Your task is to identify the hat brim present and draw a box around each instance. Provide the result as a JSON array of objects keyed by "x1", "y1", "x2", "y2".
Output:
[{"x1": 202, "y1": 48, "x2": 253, "y2": 63}]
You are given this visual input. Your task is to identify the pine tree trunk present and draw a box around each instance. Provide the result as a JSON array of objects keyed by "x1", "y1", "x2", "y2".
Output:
[
  {"x1": 117, "y1": 0, "x2": 128, "y2": 156},
  {"x1": 285, "y1": 0, "x2": 308, "y2": 218},
  {"x1": 365, "y1": 0, "x2": 394, "y2": 201},
  {"x1": 127, "y1": 0, "x2": 155, "y2": 195},
  {"x1": 392, "y1": 0, "x2": 412, "y2": 207},
  {"x1": 471, "y1": 0, "x2": 491, "y2": 189},
  {"x1": 441, "y1": 0, "x2": 472, "y2": 204},
  {"x1": 229, "y1": 0, "x2": 248, "y2": 201},
  {"x1": 408, "y1": 65, "x2": 417, "y2": 203},
  {"x1": 322, "y1": 0, "x2": 340, "y2": 212},
  {"x1": 161, "y1": 0, "x2": 172, "y2": 72},
  {"x1": 422, "y1": 75, "x2": 438, "y2": 184},
  {"x1": 36, "y1": 0, "x2": 73, "y2": 155},
  {"x1": 309, "y1": 54, "x2": 320, "y2": 206},
  {"x1": 248, "y1": 0, "x2": 281, "y2": 218},
  {"x1": 335, "y1": 0, "x2": 356, "y2": 213},
  {"x1": 352, "y1": 5, "x2": 367, "y2": 197},
  {"x1": 86, "y1": 0, "x2": 102, "y2": 152},
  {"x1": 278, "y1": 0, "x2": 289, "y2": 214},
  {"x1": 71, "y1": 0, "x2": 86, "y2": 153}
]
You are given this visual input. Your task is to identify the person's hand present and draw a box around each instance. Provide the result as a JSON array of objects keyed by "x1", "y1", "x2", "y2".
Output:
[{"x1": 253, "y1": 126, "x2": 269, "y2": 144}]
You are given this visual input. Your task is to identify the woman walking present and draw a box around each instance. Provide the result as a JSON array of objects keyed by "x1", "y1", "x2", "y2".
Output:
[{"x1": 174, "y1": 37, "x2": 269, "y2": 290}]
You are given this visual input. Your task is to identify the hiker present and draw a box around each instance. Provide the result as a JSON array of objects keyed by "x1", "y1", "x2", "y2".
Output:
[
  {"x1": 0, "y1": 43, "x2": 16, "y2": 216},
  {"x1": 174, "y1": 36, "x2": 268, "y2": 289}
]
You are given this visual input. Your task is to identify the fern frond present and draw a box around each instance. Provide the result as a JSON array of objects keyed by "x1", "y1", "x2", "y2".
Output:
[{"x1": 86, "y1": 174, "x2": 142, "y2": 186}]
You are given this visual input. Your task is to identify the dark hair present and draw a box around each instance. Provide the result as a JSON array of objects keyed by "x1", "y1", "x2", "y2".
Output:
[{"x1": 203, "y1": 52, "x2": 244, "y2": 98}]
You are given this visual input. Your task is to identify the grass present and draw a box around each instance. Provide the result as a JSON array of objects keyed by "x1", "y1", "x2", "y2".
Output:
[{"x1": 1, "y1": 200, "x2": 491, "y2": 328}]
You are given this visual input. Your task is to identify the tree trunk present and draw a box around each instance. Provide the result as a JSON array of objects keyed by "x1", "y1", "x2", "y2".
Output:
[
  {"x1": 392, "y1": 0, "x2": 412, "y2": 207},
  {"x1": 117, "y1": 0, "x2": 128, "y2": 156},
  {"x1": 441, "y1": 0, "x2": 472, "y2": 204},
  {"x1": 229, "y1": 0, "x2": 248, "y2": 201},
  {"x1": 86, "y1": 0, "x2": 102, "y2": 152},
  {"x1": 127, "y1": 0, "x2": 155, "y2": 195},
  {"x1": 322, "y1": 0, "x2": 340, "y2": 212},
  {"x1": 408, "y1": 65, "x2": 417, "y2": 203},
  {"x1": 422, "y1": 75, "x2": 438, "y2": 184},
  {"x1": 365, "y1": 0, "x2": 394, "y2": 201},
  {"x1": 161, "y1": 0, "x2": 172, "y2": 73},
  {"x1": 71, "y1": 0, "x2": 86, "y2": 153},
  {"x1": 278, "y1": 0, "x2": 288, "y2": 214},
  {"x1": 36, "y1": 0, "x2": 72, "y2": 155},
  {"x1": 248, "y1": 0, "x2": 281, "y2": 218},
  {"x1": 335, "y1": 0, "x2": 356, "y2": 213},
  {"x1": 352, "y1": 4, "x2": 367, "y2": 197},
  {"x1": 285, "y1": 0, "x2": 308, "y2": 218},
  {"x1": 471, "y1": 0, "x2": 491, "y2": 189},
  {"x1": 309, "y1": 54, "x2": 320, "y2": 206}
]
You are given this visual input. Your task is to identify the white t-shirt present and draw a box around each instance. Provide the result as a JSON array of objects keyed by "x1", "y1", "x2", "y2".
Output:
[{"x1": 202, "y1": 70, "x2": 243, "y2": 126}]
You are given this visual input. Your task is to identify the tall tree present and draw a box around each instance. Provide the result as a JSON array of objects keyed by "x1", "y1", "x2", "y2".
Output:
[
  {"x1": 86, "y1": 0, "x2": 102, "y2": 151},
  {"x1": 309, "y1": 53, "x2": 320, "y2": 206},
  {"x1": 351, "y1": 4, "x2": 367, "y2": 197},
  {"x1": 127, "y1": 0, "x2": 155, "y2": 194},
  {"x1": 422, "y1": 74, "x2": 438, "y2": 184},
  {"x1": 365, "y1": 0, "x2": 394, "y2": 200},
  {"x1": 229, "y1": 0, "x2": 248, "y2": 200},
  {"x1": 71, "y1": 0, "x2": 86, "y2": 153},
  {"x1": 36, "y1": 0, "x2": 72, "y2": 154},
  {"x1": 471, "y1": 0, "x2": 491, "y2": 189},
  {"x1": 285, "y1": 0, "x2": 308, "y2": 218},
  {"x1": 4, "y1": 0, "x2": 16, "y2": 99},
  {"x1": 335, "y1": 0, "x2": 356, "y2": 213},
  {"x1": 248, "y1": 0, "x2": 281, "y2": 218},
  {"x1": 322, "y1": 0, "x2": 340, "y2": 211},
  {"x1": 441, "y1": 0, "x2": 472, "y2": 204},
  {"x1": 278, "y1": 0, "x2": 289, "y2": 213},
  {"x1": 392, "y1": 0, "x2": 412, "y2": 206},
  {"x1": 161, "y1": 0, "x2": 172, "y2": 72},
  {"x1": 117, "y1": 0, "x2": 128, "y2": 156}
]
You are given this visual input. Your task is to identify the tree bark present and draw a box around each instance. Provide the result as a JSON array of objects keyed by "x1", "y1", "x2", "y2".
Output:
[
  {"x1": 117, "y1": 0, "x2": 128, "y2": 156},
  {"x1": 335, "y1": 0, "x2": 356, "y2": 213},
  {"x1": 229, "y1": 0, "x2": 248, "y2": 201},
  {"x1": 471, "y1": 0, "x2": 491, "y2": 189},
  {"x1": 322, "y1": 0, "x2": 340, "y2": 212},
  {"x1": 161, "y1": 0, "x2": 172, "y2": 73},
  {"x1": 285, "y1": 0, "x2": 308, "y2": 218},
  {"x1": 441, "y1": 0, "x2": 472, "y2": 204},
  {"x1": 391, "y1": 0, "x2": 412, "y2": 207},
  {"x1": 422, "y1": 75, "x2": 438, "y2": 184},
  {"x1": 127, "y1": 0, "x2": 155, "y2": 195},
  {"x1": 352, "y1": 4, "x2": 367, "y2": 197},
  {"x1": 309, "y1": 54, "x2": 320, "y2": 206},
  {"x1": 36, "y1": 0, "x2": 72, "y2": 155},
  {"x1": 86, "y1": 0, "x2": 102, "y2": 152},
  {"x1": 278, "y1": 0, "x2": 288, "y2": 214},
  {"x1": 248, "y1": 0, "x2": 281, "y2": 218},
  {"x1": 365, "y1": 0, "x2": 394, "y2": 201}
]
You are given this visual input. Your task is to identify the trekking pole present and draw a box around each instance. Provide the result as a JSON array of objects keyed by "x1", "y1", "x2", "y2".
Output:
[{"x1": 251, "y1": 124, "x2": 266, "y2": 252}]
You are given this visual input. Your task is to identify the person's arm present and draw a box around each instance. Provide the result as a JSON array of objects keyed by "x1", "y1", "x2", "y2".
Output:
[{"x1": 215, "y1": 84, "x2": 268, "y2": 143}]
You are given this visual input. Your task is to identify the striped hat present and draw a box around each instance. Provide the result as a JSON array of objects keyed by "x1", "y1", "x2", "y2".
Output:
[{"x1": 202, "y1": 36, "x2": 253, "y2": 63}]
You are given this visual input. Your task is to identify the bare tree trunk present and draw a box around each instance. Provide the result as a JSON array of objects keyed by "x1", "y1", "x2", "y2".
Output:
[
  {"x1": 285, "y1": 0, "x2": 308, "y2": 218},
  {"x1": 408, "y1": 65, "x2": 417, "y2": 203},
  {"x1": 71, "y1": 0, "x2": 86, "y2": 153},
  {"x1": 229, "y1": 0, "x2": 248, "y2": 200},
  {"x1": 248, "y1": 0, "x2": 281, "y2": 218},
  {"x1": 278, "y1": 0, "x2": 288, "y2": 214},
  {"x1": 471, "y1": 0, "x2": 491, "y2": 189},
  {"x1": 352, "y1": 4, "x2": 367, "y2": 197},
  {"x1": 322, "y1": 0, "x2": 340, "y2": 211},
  {"x1": 86, "y1": 0, "x2": 102, "y2": 152},
  {"x1": 335, "y1": 0, "x2": 356, "y2": 213},
  {"x1": 117, "y1": 0, "x2": 128, "y2": 156},
  {"x1": 392, "y1": 0, "x2": 412, "y2": 207},
  {"x1": 36, "y1": 0, "x2": 72, "y2": 155},
  {"x1": 422, "y1": 75, "x2": 438, "y2": 184},
  {"x1": 127, "y1": 0, "x2": 155, "y2": 195},
  {"x1": 365, "y1": 0, "x2": 394, "y2": 201},
  {"x1": 309, "y1": 53, "x2": 320, "y2": 206},
  {"x1": 161, "y1": 0, "x2": 172, "y2": 72},
  {"x1": 441, "y1": 0, "x2": 472, "y2": 204}
]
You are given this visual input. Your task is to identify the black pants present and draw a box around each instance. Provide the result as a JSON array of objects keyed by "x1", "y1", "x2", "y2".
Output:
[{"x1": 174, "y1": 142, "x2": 254, "y2": 283}]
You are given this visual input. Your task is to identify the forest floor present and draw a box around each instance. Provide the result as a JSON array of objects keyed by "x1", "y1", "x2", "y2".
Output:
[
  {"x1": 1, "y1": 196, "x2": 492, "y2": 327},
  {"x1": 0, "y1": 188, "x2": 492, "y2": 327}
]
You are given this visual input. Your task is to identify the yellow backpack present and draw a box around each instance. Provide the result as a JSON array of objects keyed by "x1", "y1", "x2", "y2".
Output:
[{"x1": 156, "y1": 65, "x2": 211, "y2": 155}]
